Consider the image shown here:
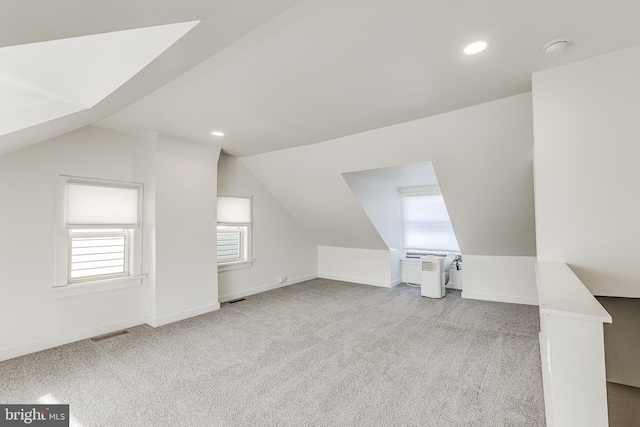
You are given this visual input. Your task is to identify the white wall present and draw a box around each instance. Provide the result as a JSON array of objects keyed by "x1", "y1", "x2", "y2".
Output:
[
  {"x1": 151, "y1": 134, "x2": 221, "y2": 325},
  {"x1": 595, "y1": 296, "x2": 640, "y2": 388},
  {"x1": 533, "y1": 44, "x2": 640, "y2": 298},
  {"x1": 217, "y1": 154, "x2": 317, "y2": 302},
  {"x1": 318, "y1": 246, "x2": 398, "y2": 288},
  {"x1": 536, "y1": 262, "x2": 611, "y2": 426},
  {"x1": 243, "y1": 93, "x2": 535, "y2": 301},
  {"x1": 448, "y1": 265, "x2": 463, "y2": 290},
  {"x1": 342, "y1": 172, "x2": 402, "y2": 250},
  {"x1": 0, "y1": 126, "x2": 149, "y2": 360},
  {"x1": 341, "y1": 162, "x2": 444, "y2": 253},
  {"x1": 390, "y1": 248, "x2": 401, "y2": 286},
  {"x1": 462, "y1": 256, "x2": 538, "y2": 305},
  {"x1": 242, "y1": 93, "x2": 536, "y2": 257},
  {"x1": 0, "y1": 128, "x2": 226, "y2": 360}
]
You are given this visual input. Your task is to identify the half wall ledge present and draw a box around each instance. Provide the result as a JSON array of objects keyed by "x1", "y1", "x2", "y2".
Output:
[{"x1": 535, "y1": 261, "x2": 611, "y2": 427}]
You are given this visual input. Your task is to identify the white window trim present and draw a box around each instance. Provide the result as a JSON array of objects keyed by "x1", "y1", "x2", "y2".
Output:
[
  {"x1": 54, "y1": 175, "x2": 144, "y2": 293},
  {"x1": 399, "y1": 185, "x2": 441, "y2": 196},
  {"x1": 217, "y1": 194, "x2": 253, "y2": 271},
  {"x1": 218, "y1": 259, "x2": 255, "y2": 272},
  {"x1": 51, "y1": 275, "x2": 147, "y2": 298}
]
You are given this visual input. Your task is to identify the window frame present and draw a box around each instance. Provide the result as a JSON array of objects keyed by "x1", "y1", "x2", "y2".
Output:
[
  {"x1": 217, "y1": 195, "x2": 253, "y2": 271},
  {"x1": 54, "y1": 175, "x2": 144, "y2": 292}
]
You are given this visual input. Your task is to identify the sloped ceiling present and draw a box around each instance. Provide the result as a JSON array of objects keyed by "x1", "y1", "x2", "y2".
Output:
[
  {"x1": 0, "y1": 21, "x2": 198, "y2": 137},
  {"x1": 3, "y1": 1, "x2": 640, "y2": 157},
  {"x1": 242, "y1": 93, "x2": 535, "y2": 256},
  {"x1": 0, "y1": 0, "x2": 301, "y2": 156},
  {"x1": 97, "y1": 0, "x2": 640, "y2": 157},
  {"x1": 2, "y1": 0, "x2": 639, "y2": 262}
]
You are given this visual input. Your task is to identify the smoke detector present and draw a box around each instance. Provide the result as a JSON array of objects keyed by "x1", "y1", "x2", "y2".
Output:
[{"x1": 543, "y1": 38, "x2": 570, "y2": 55}]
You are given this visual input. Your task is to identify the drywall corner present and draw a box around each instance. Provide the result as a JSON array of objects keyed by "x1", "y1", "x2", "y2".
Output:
[{"x1": 461, "y1": 255, "x2": 538, "y2": 305}]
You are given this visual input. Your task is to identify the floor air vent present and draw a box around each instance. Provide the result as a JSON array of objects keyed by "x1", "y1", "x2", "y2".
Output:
[
  {"x1": 227, "y1": 298, "x2": 246, "y2": 304},
  {"x1": 90, "y1": 329, "x2": 130, "y2": 342}
]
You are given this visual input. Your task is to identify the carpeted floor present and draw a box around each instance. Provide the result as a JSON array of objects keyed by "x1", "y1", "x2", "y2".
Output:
[{"x1": 0, "y1": 279, "x2": 545, "y2": 426}]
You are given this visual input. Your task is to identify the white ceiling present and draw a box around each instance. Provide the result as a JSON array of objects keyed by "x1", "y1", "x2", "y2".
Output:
[
  {"x1": 0, "y1": 0, "x2": 300, "y2": 155},
  {"x1": 343, "y1": 162, "x2": 440, "y2": 190},
  {"x1": 0, "y1": 21, "x2": 198, "y2": 136},
  {"x1": 3, "y1": 0, "x2": 640, "y2": 157}
]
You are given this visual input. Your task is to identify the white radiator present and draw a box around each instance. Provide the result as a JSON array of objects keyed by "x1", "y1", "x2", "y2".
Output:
[{"x1": 400, "y1": 258, "x2": 421, "y2": 285}]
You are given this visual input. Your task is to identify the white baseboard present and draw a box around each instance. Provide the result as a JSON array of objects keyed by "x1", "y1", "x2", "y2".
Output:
[
  {"x1": 218, "y1": 274, "x2": 318, "y2": 303},
  {"x1": 0, "y1": 316, "x2": 148, "y2": 362},
  {"x1": 146, "y1": 302, "x2": 221, "y2": 328},
  {"x1": 318, "y1": 273, "x2": 393, "y2": 288},
  {"x1": 461, "y1": 291, "x2": 539, "y2": 306},
  {"x1": 391, "y1": 278, "x2": 403, "y2": 287}
]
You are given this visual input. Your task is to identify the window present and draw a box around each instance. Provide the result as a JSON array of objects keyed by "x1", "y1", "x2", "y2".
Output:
[
  {"x1": 55, "y1": 176, "x2": 143, "y2": 287},
  {"x1": 217, "y1": 196, "x2": 252, "y2": 269},
  {"x1": 400, "y1": 186, "x2": 459, "y2": 253},
  {"x1": 68, "y1": 229, "x2": 129, "y2": 282}
]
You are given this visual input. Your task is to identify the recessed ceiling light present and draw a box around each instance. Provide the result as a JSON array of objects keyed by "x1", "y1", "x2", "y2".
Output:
[
  {"x1": 211, "y1": 131, "x2": 225, "y2": 137},
  {"x1": 463, "y1": 40, "x2": 490, "y2": 56}
]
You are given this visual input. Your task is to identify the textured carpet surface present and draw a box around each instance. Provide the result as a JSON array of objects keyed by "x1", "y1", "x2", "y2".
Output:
[{"x1": 0, "y1": 279, "x2": 545, "y2": 426}]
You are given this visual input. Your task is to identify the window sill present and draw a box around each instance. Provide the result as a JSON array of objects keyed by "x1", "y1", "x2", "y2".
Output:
[
  {"x1": 52, "y1": 274, "x2": 147, "y2": 298},
  {"x1": 218, "y1": 259, "x2": 254, "y2": 272}
]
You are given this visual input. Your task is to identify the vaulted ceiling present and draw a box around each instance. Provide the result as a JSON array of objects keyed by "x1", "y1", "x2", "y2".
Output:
[
  {"x1": 0, "y1": 0, "x2": 299, "y2": 155},
  {"x1": 3, "y1": 0, "x2": 640, "y2": 157}
]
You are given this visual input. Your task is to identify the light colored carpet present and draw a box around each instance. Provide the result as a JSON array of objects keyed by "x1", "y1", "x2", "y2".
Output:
[{"x1": 0, "y1": 279, "x2": 545, "y2": 426}]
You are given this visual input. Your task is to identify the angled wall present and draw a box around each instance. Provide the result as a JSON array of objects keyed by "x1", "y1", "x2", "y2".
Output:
[
  {"x1": 533, "y1": 44, "x2": 640, "y2": 298},
  {"x1": 341, "y1": 161, "x2": 443, "y2": 252},
  {"x1": 217, "y1": 154, "x2": 317, "y2": 301},
  {"x1": 341, "y1": 171, "x2": 402, "y2": 250},
  {"x1": 242, "y1": 93, "x2": 537, "y2": 301},
  {"x1": 242, "y1": 93, "x2": 535, "y2": 256}
]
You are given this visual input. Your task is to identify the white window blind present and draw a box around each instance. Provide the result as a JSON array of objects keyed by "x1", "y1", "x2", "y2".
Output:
[
  {"x1": 69, "y1": 230, "x2": 129, "y2": 281},
  {"x1": 66, "y1": 183, "x2": 139, "y2": 228},
  {"x1": 401, "y1": 193, "x2": 459, "y2": 252},
  {"x1": 217, "y1": 227, "x2": 242, "y2": 262},
  {"x1": 217, "y1": 196, "x2": 252, "y2": 266},
  {"x1": 217, "y1": 197, "x2": 251, "y2": 224}
]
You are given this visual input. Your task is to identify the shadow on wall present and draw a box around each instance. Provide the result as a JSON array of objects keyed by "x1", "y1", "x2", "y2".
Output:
[
  {"x1": 596, "y1": 296, "x2": 640, "y2": 389},
  {"x1": 342, "y1": 160, "x2": 460, "y2": 254}
]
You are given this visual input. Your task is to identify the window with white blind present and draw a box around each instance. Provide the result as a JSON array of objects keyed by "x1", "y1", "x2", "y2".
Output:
[
  {"x1": 400, "y1": 186, "x2": 459, "y2": 253},
  {"x1": 56, "y1": 177, "x2": 143, "y2": 287},
  {"x1": 217, "y1": 196, "x2": 252, "y2": 269},
  {"x1": 68, "y1": 229, "x2": 129, "y2": 281}
]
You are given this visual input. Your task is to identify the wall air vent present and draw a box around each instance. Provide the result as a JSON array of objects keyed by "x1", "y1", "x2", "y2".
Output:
[{"x1": 90, "y1": 329, "x2": 130, "y2": 342}]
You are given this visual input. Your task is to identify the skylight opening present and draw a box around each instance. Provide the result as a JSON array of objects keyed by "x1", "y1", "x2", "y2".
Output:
[{"x1": 0, "y1": 21, "x2": 200, "y2": 137}]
